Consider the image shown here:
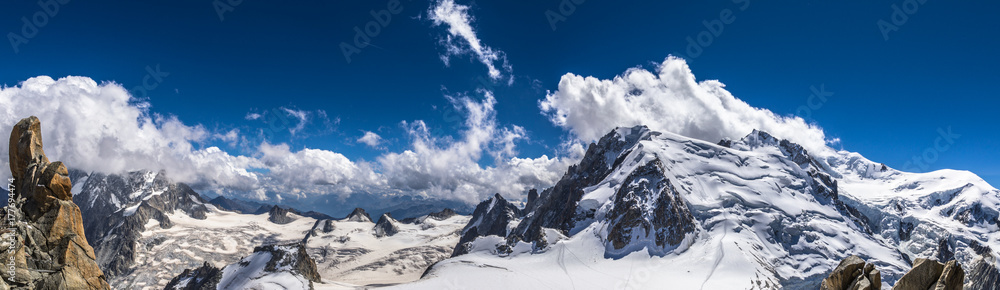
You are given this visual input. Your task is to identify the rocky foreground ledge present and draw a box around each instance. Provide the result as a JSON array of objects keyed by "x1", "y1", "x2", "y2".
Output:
[
  {"x1": 0, "y1": 116, "x2": 110, "y2": 289},
  {"x1": 822, "y1": 255, "x2": 971, "y2": 290}
]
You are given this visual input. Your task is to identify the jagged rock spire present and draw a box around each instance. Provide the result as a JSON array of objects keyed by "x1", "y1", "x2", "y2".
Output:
[{"x1": 0, "y1": 116, "x2": 110, "y2": 289}]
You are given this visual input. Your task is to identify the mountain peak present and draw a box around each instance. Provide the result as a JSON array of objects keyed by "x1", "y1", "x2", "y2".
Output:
[
  {"x1": 374, "y1": 213, "x2": 400, "y2": 237},
  {"x1": 344, "y1": 207, "x2": 372, "y2": 222}
]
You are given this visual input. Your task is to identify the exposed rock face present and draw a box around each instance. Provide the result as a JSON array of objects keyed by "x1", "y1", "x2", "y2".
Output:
[
  {"x1": 373, "y1": 213, "x2": 400, "y2": 237},
  {"x1": 452, "y1": 193, "x2": 522, "y2": 257},
  {"x1": 73, "y1": 170, "x2": 211, "y2": 280},
  {"x1": 510, "y1": 127, "x2": 651, "y2": 244},
  {"x1": 268, "y1": 206, "x2": 296, "y2": 224},
  {"x1": 427, "y1": 208, "x2": 457, "y2": 221},
  {"x1": 524, "y1": 189, "x2": 538, "y2": 212},
  {"x1": 892, "y1": 258, "x2": 964, "y2": 290},
  {"x1": 344, "y1": 207, "x2": 372, "y2": 222},
  {"x1": 162, "y1": 262, "x2": 222, "y2": 290},
  {"x1": 605, "y1": 159, "x2": 695, "y2": 255},
  {"x1": 165, "y1": 243, "x2": 321, "y2": 290},
  {"x1": 966, "y1": 256, "x2": 1000, "y2": 290},
  {"x1": 820, "y1": 256, "x2": 881, "y2": 290},
  {"x1": 0, "y1": 116, "x2": 110, "y2": 289}
]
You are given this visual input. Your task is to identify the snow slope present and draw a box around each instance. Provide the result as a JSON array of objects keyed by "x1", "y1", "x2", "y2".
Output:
[
  {"x1": 398, "y1": 126, "x2": 1000, "y2": 289},
  {"x1": 306, "y1": 214, "x2": 470, "y2": 288},
  {"x1": 122, "y1": 205, "x2": 317, "y2": 289}
]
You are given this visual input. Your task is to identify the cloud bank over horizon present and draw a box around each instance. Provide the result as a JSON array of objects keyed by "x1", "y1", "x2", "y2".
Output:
[
  {"x1": 0, "y1": 76, "x2": 576, "y2": 205},
  {"x1": 540, "y1": 56, "x2": 838, "y2": 156}
]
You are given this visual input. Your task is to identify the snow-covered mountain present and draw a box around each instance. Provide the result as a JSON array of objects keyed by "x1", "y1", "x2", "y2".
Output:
[
  {"x1": 67, "y1": 169, "x2": 469, "y2": 289},
  {"x1": 403, "y1": 125, "x2": 1000, "y2": 289}
]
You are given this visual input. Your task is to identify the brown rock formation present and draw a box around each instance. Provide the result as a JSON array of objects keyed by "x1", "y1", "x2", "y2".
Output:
[
  {"x1": 821, "y1": 255, "x2": 882, "y2": 290},
  {"x1": 892, "y1": 258, "x2": 965, "y2": 290},
  {"x1": 0, "y1": 116, "x2": 110, "y2": 289}
]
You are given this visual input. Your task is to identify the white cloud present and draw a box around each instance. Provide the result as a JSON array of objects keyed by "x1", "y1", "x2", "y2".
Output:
[
  {"x1": 357, "y1": 131, "x2": 383, "y2": 148},
  {"x1": 0, "y1": 76, "x2": 259, "y2": 190},
  {"x1": 0, "y1": 76, "x2": 572, "y2": 205},
  {"x1": 244, "y1": 112, "x2": 262, "y2": 120},
  {"x1": 428, "y1": 0, "x2": 512, "y2": 81},
  {"x1": 376, "y1": 92, "x2": 578, "y2": 204},
  {"x1": 540, "y1": 56, "x2": 835, "y2": 155},
  {"x1": 282, "y1": 107, "x2": 309, "y2": 135}
]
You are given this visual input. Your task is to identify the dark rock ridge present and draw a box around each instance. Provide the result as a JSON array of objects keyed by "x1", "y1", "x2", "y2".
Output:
[
  {"x1": 510, "y1": 126, "x2": 654, "y2": 247},
  {"x1": 373, "y1": 213, "x2": 400, "y2": 237},
  {"x1": 267, "y1": 205, "x2": 296, "y2": 224},
  {"x1": 452, "y1": 193, "x2": 522, "y2": 257},
  {"x1": 0, "y1": 116, "x2": 110, "y2": 289},
  {"x1": 524, "y1": 189, "x2": 538, "y2": 212},
  {"x1": 820, "y1": 256, "x2": 880, "y2": 290},
  {"x1": 165, "y1": 242, "x2": 321, "y2": 290},
  {"x1": 162, "y1": 261, "x2": 222, "y2": 290},
  {"x1": 966, "y1": 256, "x2": 1000, "y2": 290},
  {"x1": 399, "y1": 208, "x2": 459, "y2": 224},
  {"x1": 344, "y1": 207, "x2": 372, "y2": 222},
  {"x1": 605, "y1": 159, "x2": 695, "y2": 256},
  {"x1": 427, "y1": 208, "x2": 457, "y2": 221},
  {"x1": 302, "y1": 219, "x2": 337, "y2": 243}
]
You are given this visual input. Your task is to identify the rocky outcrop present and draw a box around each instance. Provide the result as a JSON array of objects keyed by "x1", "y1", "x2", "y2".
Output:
[
  {"x1": 162, "y1": 262, "x2": 222, "y2": 290},
  {"x1": 166, "y1": 242, "x2": 321, "y2": 290},
  {"x1": 373, "y1": 213, "x2": 400, "y2": 237},
  {"x1": 966, "y1": 256, "x2": 1000, "y2": 290},
  {"x1": 344, "y1": 207, "x2": 372, "y2": 222},
  {"x1": 0, "y1": 116, "x2": 110, "y2": 289},
  {"x1": 892, "y1": 258, "x2": 964, "y2": 290},
  {"x1": 524, "y1": 189, "x2": 538, "y2": 212},
  {"x1": 452, "y1": 193, "x2": 522, "y2": 257},
  {"x1": 427, "y1": 208, "x2": 457, "y2": 221},
  {"x1": 605, "y1": 159, "x2": 695, "y2": 256},
  {"x1": 820, "y1": 256, "x2": 881, "y2": 290},
  {"x1": 267, "y1": 206, "x2": 296, "y2": 224}
]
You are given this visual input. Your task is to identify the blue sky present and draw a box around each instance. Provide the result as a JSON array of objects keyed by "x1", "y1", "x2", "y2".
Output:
[{"x1": 1, "y1": 0, "x2": 998, "y2": 205}]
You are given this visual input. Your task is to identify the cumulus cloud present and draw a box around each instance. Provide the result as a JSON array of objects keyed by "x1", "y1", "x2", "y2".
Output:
[
  {"x1": 540, "y1": 56, "x2": 835, "y2": 155},
  {"x1": 0, "y1": 76, "x2": 259, "y2": 190},
  {"x1": 428, "y1": 0, "x2": 512, "y2": 81},
  {"x1": 0, "y1": 76, "x2": 572, "y2": 205},
  {"x1": 378, "y1": 92, "x2": 577, "y2": 204},
  {"x1": 357, "y1": 131, "x2": 383, "y2": 148}
]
